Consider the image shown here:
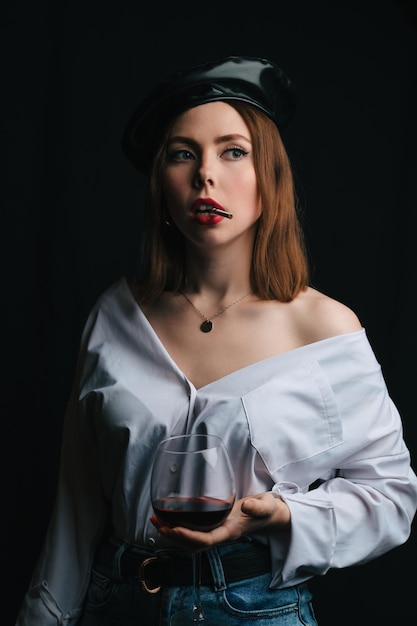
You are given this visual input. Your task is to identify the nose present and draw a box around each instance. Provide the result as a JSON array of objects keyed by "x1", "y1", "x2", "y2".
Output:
[{"x1": 193, "y1": 158, "x2": 214, "y2": 189}]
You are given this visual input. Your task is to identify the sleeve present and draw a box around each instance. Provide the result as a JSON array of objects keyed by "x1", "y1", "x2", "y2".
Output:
[
  {"x1": 16, "y1": 320, "x2": 110, "y2": 625},
  {"x1": 268, "y1": 338, "x2": 417, "y2": 589}
]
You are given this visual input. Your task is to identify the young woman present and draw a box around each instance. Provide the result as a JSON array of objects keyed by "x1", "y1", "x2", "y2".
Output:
[{"x1": 16, "y1": 55, "x2": 417, "y2": 626}]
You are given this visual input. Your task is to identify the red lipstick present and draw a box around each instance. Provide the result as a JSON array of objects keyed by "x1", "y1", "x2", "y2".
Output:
[{"x1": 191, "y1": 198, "x2": 233, "y2": 221}]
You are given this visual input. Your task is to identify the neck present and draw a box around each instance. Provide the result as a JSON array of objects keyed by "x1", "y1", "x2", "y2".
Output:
[
  {"x1": 184, "y1": 260, "x2": 253, "y2": 300},
  {"x1": 184, "y1": 229, "x2": 255, "y2": 295}
]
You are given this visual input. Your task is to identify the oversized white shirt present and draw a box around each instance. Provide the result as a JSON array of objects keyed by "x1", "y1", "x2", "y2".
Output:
[{"x1": 16, "y1": 277, "x2": 417, "y2": 625}]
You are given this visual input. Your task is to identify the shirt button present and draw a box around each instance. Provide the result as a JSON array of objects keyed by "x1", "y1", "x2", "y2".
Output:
[{"x1": 146, "y1": 537, "x2": 156, "y2": 546}]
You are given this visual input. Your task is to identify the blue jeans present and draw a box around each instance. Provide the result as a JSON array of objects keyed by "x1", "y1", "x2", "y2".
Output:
[{"x1": 80, "y1": 540, "x2": 318, "y2": 625}]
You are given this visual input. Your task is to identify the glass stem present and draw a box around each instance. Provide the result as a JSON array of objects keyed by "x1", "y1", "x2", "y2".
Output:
[{"x1": 191, "y1": 552, "x2": 205, "y2": 622}]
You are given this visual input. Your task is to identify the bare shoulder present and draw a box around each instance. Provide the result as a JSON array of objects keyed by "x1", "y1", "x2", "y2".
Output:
[{"x1": 291, "y1": 287, "x2": 363, "y2": 344}]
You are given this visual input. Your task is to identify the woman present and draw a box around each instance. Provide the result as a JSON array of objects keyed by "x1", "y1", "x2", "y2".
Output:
[{"x1": 16, "y1": 55, "x2": 417, "y2": 625}]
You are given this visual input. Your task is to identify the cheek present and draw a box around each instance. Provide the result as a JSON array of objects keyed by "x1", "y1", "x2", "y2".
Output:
[
  {"x1": 162, "y1": 173, "x2": 186, "y2": 208},
  {"x1": 162, "y1": 171, "x2": 177, "y2": 195},
  {"x1": 231, "y1": 172, "x2": 261, "y2": 211}
]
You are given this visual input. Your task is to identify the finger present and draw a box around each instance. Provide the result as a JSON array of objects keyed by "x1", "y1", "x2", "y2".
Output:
[{"x1": 240, "y1": 496, "x2": 273, "y2": 518}]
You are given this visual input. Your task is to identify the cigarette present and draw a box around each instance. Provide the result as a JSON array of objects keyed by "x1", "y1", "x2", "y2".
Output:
[{"x1": 210, "y1": 208, "x2": 233, "y2": 219}]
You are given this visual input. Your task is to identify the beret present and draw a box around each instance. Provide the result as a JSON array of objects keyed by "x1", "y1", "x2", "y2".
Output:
[{"x1": 122, "y1": 55, "x2": 297, "y2": 174}]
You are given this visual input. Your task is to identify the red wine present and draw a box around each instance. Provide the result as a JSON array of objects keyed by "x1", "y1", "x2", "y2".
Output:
[{"x1": 153, "y1": 496, "x2": 233, "y2": 531}]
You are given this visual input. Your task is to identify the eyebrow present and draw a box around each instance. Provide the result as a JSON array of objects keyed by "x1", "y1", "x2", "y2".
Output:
[{"x1": 168, "y1": 133, "x2": 251, "y2": 146}]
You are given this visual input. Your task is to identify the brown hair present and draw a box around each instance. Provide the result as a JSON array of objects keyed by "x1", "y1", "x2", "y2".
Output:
[{"x1": 134, "y1": 102, "x2": 309, "y2": 303}]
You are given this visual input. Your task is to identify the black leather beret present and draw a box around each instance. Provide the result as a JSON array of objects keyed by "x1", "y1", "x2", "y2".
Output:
[{"x1": 122, "y1": 55, "x2": 297, "y2": 174}]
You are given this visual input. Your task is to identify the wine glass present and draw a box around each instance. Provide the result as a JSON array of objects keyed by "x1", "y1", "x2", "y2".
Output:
[{"x1": 151, "y1": 433, "x2": 236, "y2": 625}]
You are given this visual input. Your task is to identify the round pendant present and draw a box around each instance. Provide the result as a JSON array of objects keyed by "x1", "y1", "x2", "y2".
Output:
[{"x1": 200, "y1": 320, "x2": 213, "y2": 333}]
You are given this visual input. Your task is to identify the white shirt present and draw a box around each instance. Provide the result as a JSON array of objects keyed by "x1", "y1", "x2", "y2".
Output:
[{"x1": 16, "y1": 276, "x2": 417, "y2": 624}]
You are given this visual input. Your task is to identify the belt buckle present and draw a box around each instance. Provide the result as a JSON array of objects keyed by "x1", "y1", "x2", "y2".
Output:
[{"x1": 139, "y1": 556, "x2": 161, "y2": 594}]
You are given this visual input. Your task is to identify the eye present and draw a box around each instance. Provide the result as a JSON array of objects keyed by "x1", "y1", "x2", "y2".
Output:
[
  {"x1": 223, "y1": 146, "x2": 249, "y2": 160},
  {"x1": 168, "y1": 149, "x2": 196, "y2": 162}
]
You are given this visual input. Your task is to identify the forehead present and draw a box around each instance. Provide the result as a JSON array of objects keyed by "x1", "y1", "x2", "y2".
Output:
[{"x1": 169, "y1": 101, "x2": 251, "y2": 140}]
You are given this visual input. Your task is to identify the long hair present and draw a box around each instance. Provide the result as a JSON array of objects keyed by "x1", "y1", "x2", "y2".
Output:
[{"x1": 134, "y1": 101, "x2": 310, "y2": 303}]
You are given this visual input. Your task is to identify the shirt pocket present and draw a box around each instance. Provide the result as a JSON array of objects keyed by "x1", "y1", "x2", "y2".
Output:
[{"x1": 242, "y1": 360, "x2": 343, "y2": 487}]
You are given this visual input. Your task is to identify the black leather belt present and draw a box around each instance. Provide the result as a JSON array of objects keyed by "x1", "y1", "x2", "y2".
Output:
[{"x1": 103, "y1": 542, "x2": 271, "y2": 593}]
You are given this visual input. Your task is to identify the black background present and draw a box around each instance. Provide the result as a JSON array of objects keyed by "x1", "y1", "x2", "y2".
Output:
[{"x1": 3, "y1": 1, "x2": 417, "y2": 624}]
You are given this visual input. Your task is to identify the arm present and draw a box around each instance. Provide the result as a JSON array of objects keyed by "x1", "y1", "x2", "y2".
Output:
[
  {"x1": 16, "y1": 340, "x2": 109, "y2": 625},
  {"x1": 152, "y1": 332, "x2": 417, "y2": 588}
]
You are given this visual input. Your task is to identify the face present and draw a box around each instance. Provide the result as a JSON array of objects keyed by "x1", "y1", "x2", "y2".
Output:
[{"x1": 162, "y1": 101, "x2": 262, "y2": 249}]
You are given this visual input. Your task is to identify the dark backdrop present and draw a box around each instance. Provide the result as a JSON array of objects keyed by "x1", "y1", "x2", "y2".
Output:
[{"x1": 3, "y1": 1, "x2": 417, "y2": 624}]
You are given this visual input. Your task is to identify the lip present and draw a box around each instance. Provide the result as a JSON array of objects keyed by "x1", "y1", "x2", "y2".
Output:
[{"x1": 191, "y1": 198, "x2": 227, "y2": 225}]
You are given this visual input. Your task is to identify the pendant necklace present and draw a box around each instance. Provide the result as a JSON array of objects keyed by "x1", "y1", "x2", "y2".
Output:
[{"x1": 180, "y1": 290, "x2": 250, "y2": 333}]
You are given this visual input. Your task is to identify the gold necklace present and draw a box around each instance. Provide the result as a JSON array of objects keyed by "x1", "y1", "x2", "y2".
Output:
[{"x1": 180, "y1": 291, "x2": 250, "y2": 333}]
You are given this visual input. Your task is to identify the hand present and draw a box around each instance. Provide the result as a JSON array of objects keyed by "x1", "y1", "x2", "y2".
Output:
[{"x1": 150, "y1": 492, "x2": 290, "y2": 551}]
